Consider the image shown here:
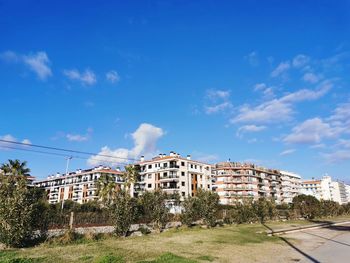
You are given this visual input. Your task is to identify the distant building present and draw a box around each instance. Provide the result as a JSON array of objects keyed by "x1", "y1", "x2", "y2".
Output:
[
  {"x1": 213, "y1": 162, "x2": 300, "y2": 205},
  {"x1": 301, "y1": 175, "x2": 350, "y2": 204},
  {"x1": 134, "y1": 152, "x2": 213, "y2": 199},
  {"x1": 35, "y1": 166, "x2": 124, "y2": 204}
]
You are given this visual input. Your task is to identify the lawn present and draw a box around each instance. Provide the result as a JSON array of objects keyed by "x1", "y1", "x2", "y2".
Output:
[{"x1": 0, "y1": 224, "x2": 297, "y2": 263}]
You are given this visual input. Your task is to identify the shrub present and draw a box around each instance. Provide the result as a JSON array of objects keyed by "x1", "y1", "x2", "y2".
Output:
[
  {"x1": 139, "y1": 190, "x2": 169, "y2": 230},
  {"x1": 292, "y1": 195, "x2": 321, "y2": 219},
  {"x1": 0, "y1": 175, "x2": 49, "y2": 247},
  {"x1": 195, "y1": 190, "x2": 220, "y2": 227},
  {"x1": 109, "y1": 190, "x2": 138, "y2": 237}
]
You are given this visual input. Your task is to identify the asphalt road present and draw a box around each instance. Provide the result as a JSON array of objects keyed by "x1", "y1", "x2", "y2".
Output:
[{"x1": 281, "y1": 223, "x2": 350, "y2": 263}]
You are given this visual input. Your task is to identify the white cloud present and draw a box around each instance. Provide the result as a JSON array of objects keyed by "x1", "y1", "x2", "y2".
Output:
[
  {"x1": 236, "y1": 125, "x2": 266, "y2": 137},
  {"x1": 205, "y1": 102, "x2": 232, "y2": 114},
  {"x1": 280, "y1": 149, "x2": 296, "y2": 156},
  {"x1": 205, "y1": 89, "x2": 232, "y2": 114},
  {"x1": 283, "y1": 118, "x2": 335, "y2": 144},
  {"x1": 88, "y1": 123, "x2": 164, "y2": 166},
  {"x1": 271, "y1": 61, "x2": 290, "y2": 77},
  {"x1": 254, "y1": 83, "x2": 274, "y2": 98},
  {"x1": 232, "y1": 83, "x2": 331, "y2": 125},
  {"x1": 66, "y1": 128, "x2": 93, "y2": 142},
  {"x1": 23, "y1": 52, "x2": 52, "y2": 80},
  {"x1": 106, "y1": 70, "x2": 120, "y2": 84},
  {"x1": 292, "y1": 54, "x2": 310, "y2": 68},
  {"x1": 206, "y1": 89, "x2": 230, "y2": 101},
  {"x1": 66, "y1": 134, "x2": 89, "y2": 142},
  {"x1": 0, "y1": 50, "x2": 52, "y2": 80},
  {"x1": 63, "y1": 69, "x2": 97, "y2": 86},
  {"x1": 322, "y1": 150, "x2": 350, "y2": 163},
  {"x1": 303, "y1": 72, "x2": 322, "y2": 83}
]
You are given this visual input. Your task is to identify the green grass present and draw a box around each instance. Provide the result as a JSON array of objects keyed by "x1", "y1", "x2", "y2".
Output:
[{"x1": 0, "y1": 224, "x2": 294, "y2": 263}]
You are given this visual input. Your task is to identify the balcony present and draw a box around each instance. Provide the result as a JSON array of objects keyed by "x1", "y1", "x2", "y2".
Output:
[{"x1": 159, "y1": 174, "x2": 179, "y2": 181}]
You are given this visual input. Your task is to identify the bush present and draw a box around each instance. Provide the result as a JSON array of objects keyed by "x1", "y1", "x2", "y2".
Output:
[
  {"x1": 0, "y1": 175, "x2": 49, "y2": 247},
  {"x1": 109, "y1": 190, "x2": 138, "y2": 237},
  {"x1": 292, "y1": 195, "x2": 321, "y2": 219},
  {"x1": 180, "y1": 190, "x2": 220, "y2": 227},
  {"x1": 139, "y1": 190, "x2": 169, "y2": 230}
]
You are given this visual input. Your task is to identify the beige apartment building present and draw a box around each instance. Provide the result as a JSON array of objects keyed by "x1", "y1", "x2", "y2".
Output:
[
  {"x1": 35, "y1": 166, "x2": 124, "y2": 204},
  {"x1": 214, "y1": 162, "x2": 300, "y2": 205},
  {"x1": 134, "y1": 152, "x2": 213, "y2": 199},
  {"x1": 280, "y1": 170, "x2": 302, "y2": 203}
]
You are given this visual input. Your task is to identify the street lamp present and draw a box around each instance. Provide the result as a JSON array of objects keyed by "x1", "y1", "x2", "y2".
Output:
[{"x1": 61, "y1": 156, "x2": 73, "y2": 210}]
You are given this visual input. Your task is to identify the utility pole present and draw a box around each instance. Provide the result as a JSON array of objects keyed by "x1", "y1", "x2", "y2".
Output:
[{"x1": 61, "y1": 156, "x2": 73, "y2": 210}]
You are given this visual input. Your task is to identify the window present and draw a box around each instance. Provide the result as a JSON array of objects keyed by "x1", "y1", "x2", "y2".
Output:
[
  {"x1": 148, "y1": 164, "x2": 152, "y2": 169},
  {"x1": 164, "y1": 163, "x2": 168, "y2": 168},
  {"x1": 190, "y1": 164, "x2": 193, "y2": 169},
  {"x1": 164, "y1": 172, "x2": 168, "y2": 177},
  {"x1": 148, "y1": 174, "x2": 152, "y2": 179},
  {"x1": 195, "y1": 165, "x2": 197, "y2": 169},
  {"x1": 182, "y1": 192, "x2": 185, "y2": 196},
  {"x1": 148, "y1": 184, "x2": 152, "y2": 188},
  {"x1": 181, "y1": 161, "x2": 185, "y2": 166},
  {"x1": 181, "y1": 172, "x2": 185, "y2": 176},
  {"x1": 181, "y1": 182, "x2": 185, "y2": 186}
]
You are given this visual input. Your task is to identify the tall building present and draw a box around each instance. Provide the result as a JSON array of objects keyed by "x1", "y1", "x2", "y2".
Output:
[
  {"x1": 134, "y1": 152, "x2": 213, "y2": 199},
  {"x1": 35, "y1": 166, "x2": 124, "y2": 204},
  {"x1": 301, "y1": 175, "x2": 350, "y2": 204},
  {"x1": 213, "y1": 162, "x2": 284, "y2": 205},
  {"x1": 280, "y1": 171, "x2": 301, "y2": 204}
]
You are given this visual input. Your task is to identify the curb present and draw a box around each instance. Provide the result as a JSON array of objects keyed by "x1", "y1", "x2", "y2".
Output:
[{"x1": 267, "y1": 221, "x2": 350, "y2": 236}]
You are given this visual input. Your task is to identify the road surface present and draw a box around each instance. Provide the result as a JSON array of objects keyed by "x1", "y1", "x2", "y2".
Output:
[{"x1": 281, "y1": 223, "x2": 350, "y2": 263}]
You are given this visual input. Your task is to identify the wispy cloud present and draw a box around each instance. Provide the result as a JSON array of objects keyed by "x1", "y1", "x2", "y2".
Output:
[
  {"x1": 106, "y1": 70, "x2": 120, "y2": 84},
  {"x1": 231, "y1": 81, "x2": 332, "y2": 124},
  {"x1": 0, "y1": 50, "x2": 52, "y2": 80},
  {"x1": 236, "y1": 125, "x2": 266, "y2": 137},
  {"x1": 245, "y1": 51, "x2": 259, "y2": 66},
  {"x1": 204, "y1": 89, "x2": 232, "y2": 114},
  {"x1": 63, "y1": 69, "x2": 97, "y2": 86},
  {"x1": 271, "y1": 61, "x2": 290, "y2": 77},
  {"x1": 292, "y1": 54, "x2": 310, "y2": 68},
  {"x1": 66, "y1": 128, "x2": 93, "y2": 142},
  {"x1": 280, "y1": 149, "x2": 296, "y2": 156}
]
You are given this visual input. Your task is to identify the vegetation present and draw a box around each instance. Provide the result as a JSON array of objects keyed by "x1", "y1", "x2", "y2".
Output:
[{"x1": 0, "y1": 160, "x2": 48, "y2": 248}]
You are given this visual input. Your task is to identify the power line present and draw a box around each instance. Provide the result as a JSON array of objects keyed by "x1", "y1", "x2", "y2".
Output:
[
  {"x1": 0, "y1": 145, "x2": 129, "y2": 166},
  {"x1": 0, "y1": 139, "x2": 140, "y2": 162}
]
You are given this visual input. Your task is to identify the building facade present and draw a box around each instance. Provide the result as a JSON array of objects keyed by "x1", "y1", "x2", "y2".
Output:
[
  {"x1": 301, "y1": 175, "x2": 350, "y2": 204},
  {"x1": 280, "y1": 171, "x2": 302, "y2": 204},
  {"x1": 213, "y1": 162, "x2": 285, "y2": 205},
  {"x1": 134, "y1": 152, "x2": 213, "y2": 199},
  {"x1": 35, "y1": 166, "x2": 124, "y2": 204}
]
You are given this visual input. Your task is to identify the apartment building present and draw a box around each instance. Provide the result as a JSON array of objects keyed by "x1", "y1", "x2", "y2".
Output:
[
  {"x1": 134, "y1": 152, "x2": 213, "y2": 199},
  {"x1": 301, "y1": 175, "x2": 350, "y2": 204},
  {"x1": 280, "y1": 171, "x2": 301, "y2": 203},
  {"x1": 35, "y1": 166, "x2": 124, "y2": 204},
  {"x1": 214, "y1": 162, "x2": 283, "y2": 205}
]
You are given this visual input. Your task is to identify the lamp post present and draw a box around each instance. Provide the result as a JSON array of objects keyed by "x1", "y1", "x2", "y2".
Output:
[{"x1": 61, "y1": 156, "x2": 73, "y2": 210}]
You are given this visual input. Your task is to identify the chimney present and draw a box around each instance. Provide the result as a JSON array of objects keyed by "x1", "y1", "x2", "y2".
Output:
[
  {"x1": 140, "y1": 156, "x2": 145, "y2": 162},
  {"x1": 187, "y1": 155, "x2": 191, "y2": 160},
  {"x1": 170, "y1": 151, "x2": 174, "y2": 157},
  {"x1": 159, "y1": 153, "x2": 162, "y2": 158}
]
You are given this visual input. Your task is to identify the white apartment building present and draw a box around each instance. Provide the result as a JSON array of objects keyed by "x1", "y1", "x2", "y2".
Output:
[
  {"x1": 301, "y1": 175, "x2": 350, "y2": 204},
  {"x1": 35, "y1": 166, "x2": 124, "y2": 204},
  {"x1": 280, "y1": 171, "x2": 302, "y2": 204},
  {"x1": 134, "y1": 152, "x2": 213, "y2": 199}
]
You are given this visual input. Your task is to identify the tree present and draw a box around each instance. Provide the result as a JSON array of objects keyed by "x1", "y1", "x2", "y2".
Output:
[
  {"x1": 180, "y1": 196, "x2": 198, "y2": 226},
  {"x1": 292, "y1": 194, "x2": 321, "y2": 219},
  {"x1": 0, "y1": 162, "x2": 48, "y2": 247},
  {"x1": 109, "y1": 190, "x2": 138, "y2": 237},
  {"x1": 0, "y1": 159, "x2": 30, "y2": 177},
  {"x1": 123, "y1": 165, "x2": 140, "y2": 193},
  {"x1": 196, "y1": 189, "x2": 220, "y2": 227},
  {"x1": 139, "y1": 190, "x2": 169, "y2": 230},
  {"x1": 96, "y1": 174, "x2": 117, "y2": 206}
]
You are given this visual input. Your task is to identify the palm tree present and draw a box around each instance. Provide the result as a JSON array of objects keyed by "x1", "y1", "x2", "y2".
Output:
[
  {"x1": 0, "y1": 159, "x2": 30, "y2": 177},
  {"x1": 96, "y1": 174, "x2": 116, "y2": 206},
  {"x1": 122, "y1": 165, "x2": 140, "y2": 193}
]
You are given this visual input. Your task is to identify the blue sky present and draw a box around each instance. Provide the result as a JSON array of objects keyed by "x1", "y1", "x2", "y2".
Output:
[{"x1": 0, "y1": 0, "x2": 350, "y2": 181}]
